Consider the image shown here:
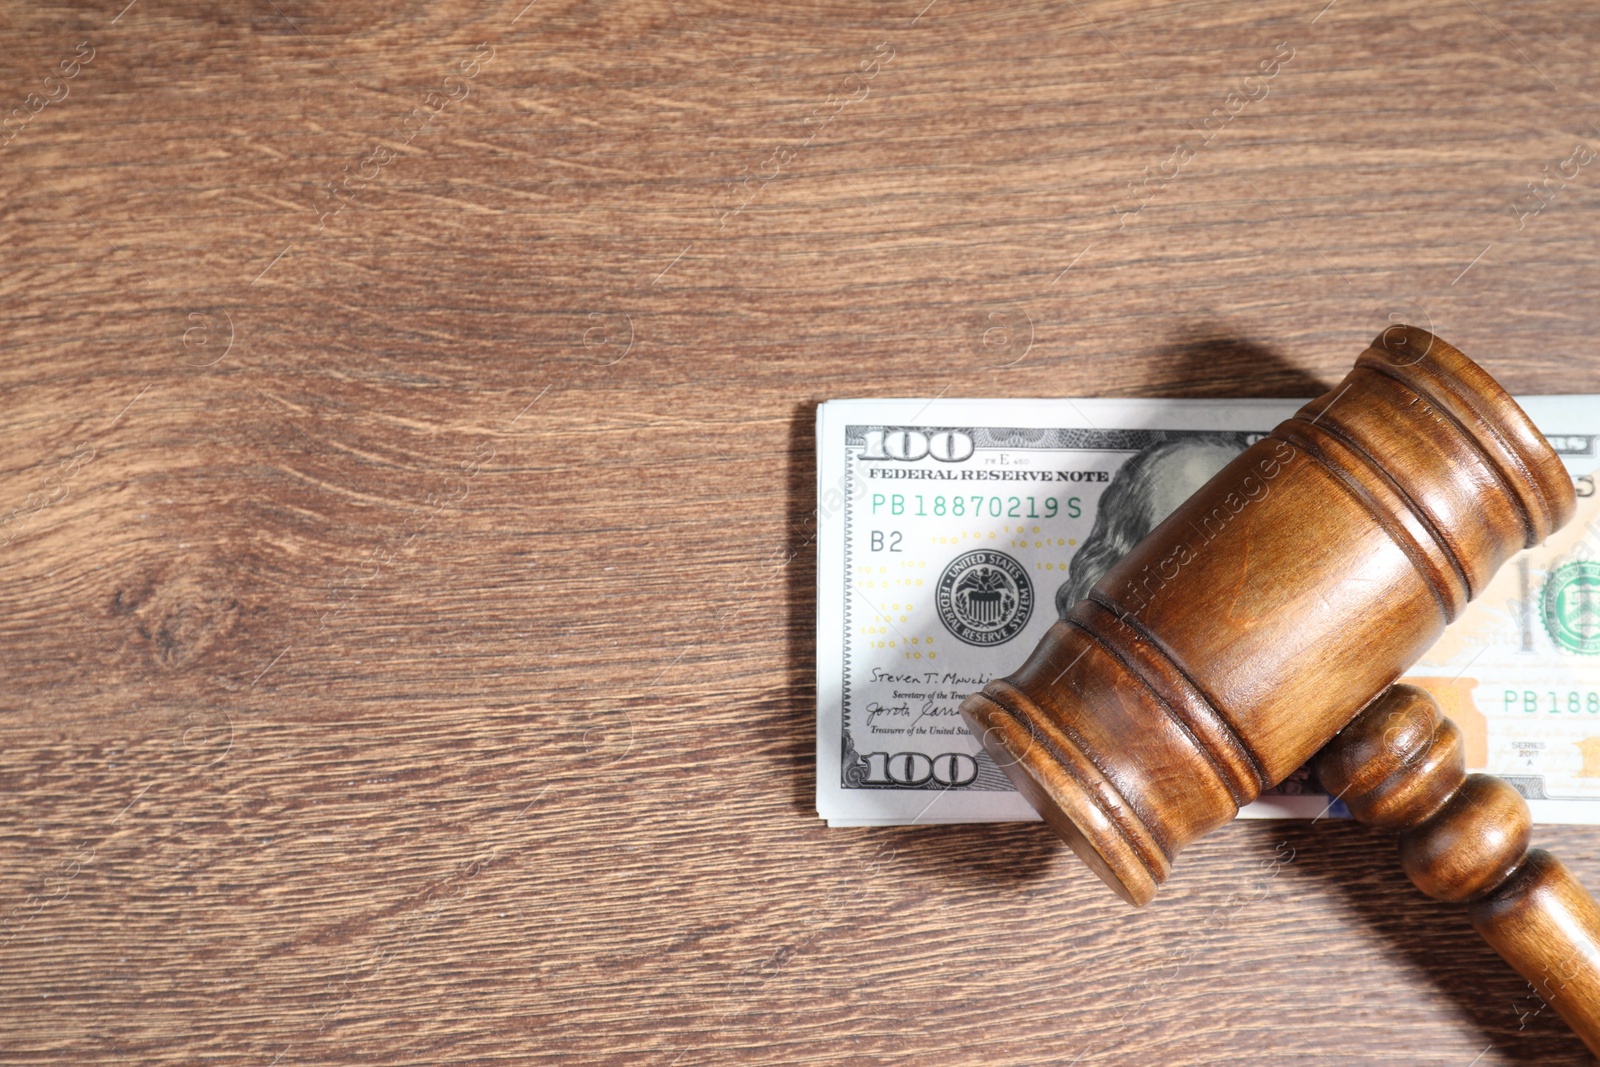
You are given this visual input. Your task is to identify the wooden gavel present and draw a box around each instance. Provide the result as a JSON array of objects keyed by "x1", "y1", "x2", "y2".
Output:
[{"x1": 960, "y1": 326, "x2": 1600, "y2": 1054}]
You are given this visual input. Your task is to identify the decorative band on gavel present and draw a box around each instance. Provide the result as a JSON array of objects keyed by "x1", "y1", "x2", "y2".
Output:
[{"x1": 960, "y1": 326, "x2": 1600, "y2": 1050}]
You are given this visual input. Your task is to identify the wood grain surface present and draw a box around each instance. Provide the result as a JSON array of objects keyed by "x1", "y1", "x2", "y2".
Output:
[{"x1": 4, "y1": 1, "x2": 1600, "y2": 1063}]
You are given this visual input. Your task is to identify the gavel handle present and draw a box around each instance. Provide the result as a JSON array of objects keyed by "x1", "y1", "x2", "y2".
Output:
[{"x1": 1312, "y1": 684, "x2": 1600, "y2": 1056}]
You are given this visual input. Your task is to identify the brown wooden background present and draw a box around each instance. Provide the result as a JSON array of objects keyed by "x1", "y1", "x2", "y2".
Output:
[{"x1": 4, "y1": 0, "x2": 1600, "y2": 1063}]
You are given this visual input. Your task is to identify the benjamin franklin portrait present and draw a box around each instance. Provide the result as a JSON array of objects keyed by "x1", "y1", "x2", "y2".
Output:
[{"x1": 1055, "y1": 433, "x2": 1254, "y2": 619}]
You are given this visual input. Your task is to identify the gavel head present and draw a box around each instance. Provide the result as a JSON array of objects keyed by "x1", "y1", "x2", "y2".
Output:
[{"x1": 959, "y1": 327, "x2": 1575, "y2": 906}]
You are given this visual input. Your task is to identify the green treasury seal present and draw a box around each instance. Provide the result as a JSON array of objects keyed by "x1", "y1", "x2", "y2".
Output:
[{"x1": 1542, "y1": 559, "x2": 1600, "y2": 655}]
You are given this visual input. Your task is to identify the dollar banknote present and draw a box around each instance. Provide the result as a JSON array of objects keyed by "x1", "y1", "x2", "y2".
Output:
[{"x1": 815, "y1": 396, "x2": 1600, "y2": 826}]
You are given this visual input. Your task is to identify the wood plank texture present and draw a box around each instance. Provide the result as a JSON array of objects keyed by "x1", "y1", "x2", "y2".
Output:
[{"x1": 3, "y1": 0, "x2": 1600, "y2": 1063}]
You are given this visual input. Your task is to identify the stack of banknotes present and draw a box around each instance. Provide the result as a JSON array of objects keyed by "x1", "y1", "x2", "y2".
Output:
[{"x1": 816, "y1": 396, "x2": 1600, "y2": 827}]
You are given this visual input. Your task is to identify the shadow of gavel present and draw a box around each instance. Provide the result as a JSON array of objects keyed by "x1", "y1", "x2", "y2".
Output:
[{"x1": 960, "y1": 327, "x2": 1600, "y2": 1054}]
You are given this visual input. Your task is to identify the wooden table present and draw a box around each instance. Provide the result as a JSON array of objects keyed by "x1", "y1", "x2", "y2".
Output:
[{"x1": 4, "y1": 1, "x2": 1600, "y2": 1063}]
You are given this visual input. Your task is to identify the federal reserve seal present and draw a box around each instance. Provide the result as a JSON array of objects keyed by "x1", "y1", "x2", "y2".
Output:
[
  {"x1": 936, "y1": 550, "x2": 1033, "y2": 647},
  {"x1": 1543, "y1": 560, "x2": 1600, "y2": 655}
]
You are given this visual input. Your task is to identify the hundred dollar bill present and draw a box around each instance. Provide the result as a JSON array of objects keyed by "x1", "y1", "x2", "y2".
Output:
[{"x1": 816, "y1": 395, "x2": 1600, "y2": 827}]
